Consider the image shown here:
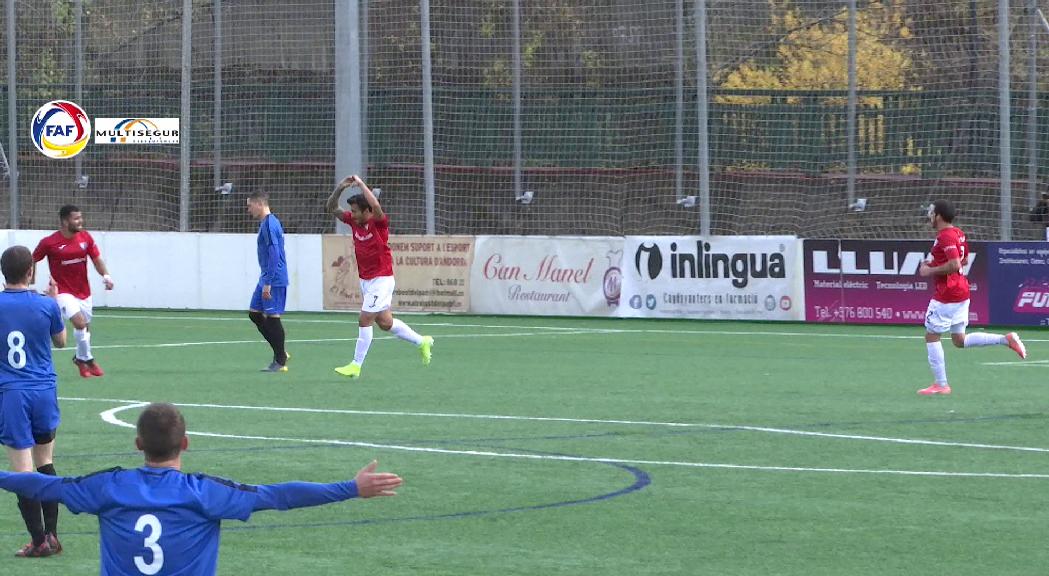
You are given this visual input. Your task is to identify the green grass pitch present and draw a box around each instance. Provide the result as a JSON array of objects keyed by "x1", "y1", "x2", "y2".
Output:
[{"x1": 2, "y1": 310, "x2": 1049, "y2": 575}]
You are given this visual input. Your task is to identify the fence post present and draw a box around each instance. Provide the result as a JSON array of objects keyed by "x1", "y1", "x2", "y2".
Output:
[
  {"x1": 675, "y1": 0, "x2": 684, "y2": 203},
  {"x1": 179, "y1": 0, "x2": 192, "y2": 232},
  {"x1": 695, "y1": 0, "x2": 710, "y2": 236},
  {"x1": 6, "y1": 0, "x2": 17, "y2": 229},
  {"x1": 335, "y1": 0, "x2": 363, "y2": 234},
  {"x1": 421, "y1": 0, "x2": 436, "y2": 234},
  {"x1": 75, "y1": 0, "x2": 84, "y2": 188},
  {"x1": 1027, "y1": 0, "x2": 1039, "y2": 209},
  {"x1": 213, "y1": 0, "x2": 222, "y2": 196},
  {"x1": 1000, "y1": 0, "x2": 1013, "y2": 240},
  {"x1": 512, "y1": 0, "x2": 523, "y2": 203},
  {"x1": 847, "y1": 0, "x2": 857, "y2": 208}
]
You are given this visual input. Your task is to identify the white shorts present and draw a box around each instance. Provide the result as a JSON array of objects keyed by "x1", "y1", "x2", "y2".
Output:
[
  {"x1": 924, "y1": 299, "x2": 969, "y2": 334},
  {"x1": 360, "y1": 276, "x2": 395, "y2": 313},
  {"x1": 55, "y1": 293, "x2": 93, "y2": 323}
]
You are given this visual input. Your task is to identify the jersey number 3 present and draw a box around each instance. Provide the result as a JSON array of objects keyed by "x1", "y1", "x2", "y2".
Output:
[
  {"x1": 134, "y1": 514, "x2": 165, "y2": 575},
  {"x1": 6, "y1": 331, "x2": 26, "y2": 369}
]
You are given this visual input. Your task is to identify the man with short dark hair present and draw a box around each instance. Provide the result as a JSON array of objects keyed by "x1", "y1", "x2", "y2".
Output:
[
  {"x1": 246, "y1": 192, "x2": 290, "y2": 372},
  {"x1": 32, "y1": 204, "x2": 114, "y2": 378},
  {"x1": 0, "y1": 402, "x2": 402, "y2": 575},
  {"x1": 0, "y1": 245, "x2": 67, "y2": 557},
  {"x1": 325, "y1": 175, "x2": 433, "y2": 379},
  {"x1": 917, "y1": 200, "x2": 1027, "y2": 395}
]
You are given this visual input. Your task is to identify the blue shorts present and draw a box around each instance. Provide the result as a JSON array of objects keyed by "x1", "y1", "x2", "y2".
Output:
[
  {"x1": 250, "y1": 284, "x2": 287, "y2": 316},
  {"x1": 0, "y1": 389, "x2": 60, "y2": 449}
]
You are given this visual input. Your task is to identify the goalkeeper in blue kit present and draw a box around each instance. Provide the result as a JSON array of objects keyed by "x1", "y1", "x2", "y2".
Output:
[{"x1": 0, "y1": 403, "x2": 402, "y2": 575}]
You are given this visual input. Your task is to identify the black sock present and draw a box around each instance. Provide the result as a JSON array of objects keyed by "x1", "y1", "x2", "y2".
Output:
[
  {"x1": 36, "y1": 464, "x2": 59, "y2": 535},
  {"x1": 248, "y1": 311, "x2": 268, "y2": 337},
  {"x1": 17, "y1": 496, "x2": 45, "y2": 546},
  {"x1": 249, "y1": 310, "x2": 278, "y2": 355},
  {"x1": 264, "y1": 317, "x2": 286, "y2": 364}
]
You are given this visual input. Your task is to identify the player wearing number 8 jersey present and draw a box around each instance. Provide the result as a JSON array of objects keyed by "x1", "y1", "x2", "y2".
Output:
[
  {"x1": 0, "y1": 403, "x2": 403, "y2": 576},
  {"x1": 0, "y1": 246, "x2": 67, "y2": 558},
  {"x1": 917, "y1": 200, "x2": 1027, "y2": 396},
  {"x1": 325, "y1": 175, "x2": 434, "y2": 379}
]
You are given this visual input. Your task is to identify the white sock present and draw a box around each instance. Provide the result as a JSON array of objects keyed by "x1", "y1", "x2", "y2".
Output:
[
  {"x1": 390, "y1": 319, "x2": 424, "y2": 346},
  {"x1": 927, "y1": 341, "x2": 947, "y2": 385},
  {"x1": 354, "y1": 326, "x2": 373, "y2": 365},
  {"x1": 963, "y1": 333, "x2": 1007, "y2": 348},
  {"x1": 75, "y1": 329, "x2": 92, "y2": 361}
]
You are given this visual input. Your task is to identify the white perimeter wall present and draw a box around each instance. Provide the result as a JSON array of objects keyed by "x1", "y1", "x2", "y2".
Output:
[{"x1": 2, "y1": 230, "x2": 326, "y2": 312}]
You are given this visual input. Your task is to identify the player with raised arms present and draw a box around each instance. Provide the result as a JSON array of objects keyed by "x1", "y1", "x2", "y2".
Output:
[{"x1": 325, "y1": 175, "x2": 433, "y2": 379}]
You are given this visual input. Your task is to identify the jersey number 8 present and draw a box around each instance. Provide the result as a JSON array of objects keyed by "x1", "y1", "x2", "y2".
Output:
[{"x1": 6, "y1": 331, "x2": 26, "y2": 369}]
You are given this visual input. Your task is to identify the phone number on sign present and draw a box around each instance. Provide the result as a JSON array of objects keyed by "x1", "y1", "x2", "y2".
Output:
[{"x1": 812, "y1": 305, "x2": 897, "y2": 321}]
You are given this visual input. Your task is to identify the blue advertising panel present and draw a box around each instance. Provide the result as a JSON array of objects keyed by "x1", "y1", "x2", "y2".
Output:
[{"x1": 986, "y1": 242, "x2": 1049, "y2": 326}]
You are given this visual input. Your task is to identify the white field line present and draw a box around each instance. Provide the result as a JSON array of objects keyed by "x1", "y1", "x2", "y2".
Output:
[
  {"x1": 68, "y1": 396, "x2": 1049, "y2": 454},
  {"x1": 55, "y1": 330, "x2": 600, "y2": 351},
  {"x1": 91, "y1": 402, "x2": 1049, "y2": 480},
  {"x1": 92, "y1": 313, "x2": 1049, "y2": 342}
]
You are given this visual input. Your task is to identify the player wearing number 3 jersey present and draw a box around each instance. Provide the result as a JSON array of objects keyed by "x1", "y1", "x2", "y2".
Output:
[
  {"x1": 0, "y1": 246, "x2": 67, "y2": 558},
  {"x1": 0, "y1": 403, "x2": 403, "y2": 576},
  {"x1": 917, "y1": 200, "x2": 1027, "y2": 396}
]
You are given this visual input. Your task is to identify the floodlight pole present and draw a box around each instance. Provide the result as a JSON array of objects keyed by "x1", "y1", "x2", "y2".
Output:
[{"x1": 847, "y1": 0, "x2": 857, "y2": 209}]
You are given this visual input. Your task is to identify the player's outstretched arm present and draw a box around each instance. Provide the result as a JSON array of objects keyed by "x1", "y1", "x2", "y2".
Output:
[
  {"x1": 325, "y1": 176, "x2": 357, "y2": 220},
  {"x1": 352, "y1": 175, "x2": 384, "y2": 220},
  {"x1": 249, "y1": 460, "x2": 402, "y2": 513},
  {"x1": 0, "y1": 471, "x2": 66, "y2": 503}
]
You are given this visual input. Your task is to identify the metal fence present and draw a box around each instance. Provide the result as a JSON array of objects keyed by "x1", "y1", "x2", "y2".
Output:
[{"x1": 1, "y1": 0, "x2": 1048, "y2": 240}]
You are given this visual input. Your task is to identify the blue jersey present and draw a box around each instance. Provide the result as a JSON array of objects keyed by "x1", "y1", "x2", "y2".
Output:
[
  {"x1": 257, "y1": 214, "x2": 289, "y2": 287},
  {"x1": 0, "y1": 467, "x2": 359, "y2": 576},
  {"x1": 0, "y1": 290, "x2": 64, "y2": 391}
]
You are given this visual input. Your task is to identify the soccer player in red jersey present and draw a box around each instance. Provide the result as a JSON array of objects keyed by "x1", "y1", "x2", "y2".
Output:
[
  {"x1": 32, "y1": 205, "x2": 114, "y2": 379},
  {"x1": 917, "y1": 200, "x2": 1026, "y2": 396},
  {"x1": 325, "y1": 175, "x2": 433, "y2": 379}
]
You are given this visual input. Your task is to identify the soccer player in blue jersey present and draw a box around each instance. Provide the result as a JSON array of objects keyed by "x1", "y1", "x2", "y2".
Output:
[
  {"x1": 246, "y1": 191, "x2": 290, "y2": 372},
  {"x1": 0, "y1": 245, "x2": 67, "y2": 558},
  {"x1": 0, "y1": 402, "x2": 403, "y2": 575}
]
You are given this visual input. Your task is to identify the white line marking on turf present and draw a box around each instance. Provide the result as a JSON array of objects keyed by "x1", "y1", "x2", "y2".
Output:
[
  {"x1": 93, "y1": 402, "x2": 1049, "y2": 479},
  {"x1": 981, "y1": 360, "x2": 1049, "y2": 366},
  {"x1": 66, "y1": 396, "x2": 1049, "y2": 454},
  {"x1": 56, "y1": 331, "x2": 600, "y2": 351},
  {"x1": 91, "y1": 313, "x2": 1049, "y2": 342}
]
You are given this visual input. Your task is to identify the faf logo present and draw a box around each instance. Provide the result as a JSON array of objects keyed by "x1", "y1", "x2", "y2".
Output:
[{"x1": 31, "y1": 100, "x2": 91, "y2": 159}]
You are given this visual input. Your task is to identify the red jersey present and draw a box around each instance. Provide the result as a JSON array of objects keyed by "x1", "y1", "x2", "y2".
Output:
[
  {"x1": 929, "y1": 226, "x2": 970, "y2": 303},
  {"x1": 33, "y1": 230, "x2": 100, "y2": 300},
  {"x1": 340, "y1": 213, "x2": 394, "y2": 280}
]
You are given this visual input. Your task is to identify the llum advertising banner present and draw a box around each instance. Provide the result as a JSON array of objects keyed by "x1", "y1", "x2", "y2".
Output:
[{"x1": 803, "y1": 239, "x2": 989, "y2": 325}]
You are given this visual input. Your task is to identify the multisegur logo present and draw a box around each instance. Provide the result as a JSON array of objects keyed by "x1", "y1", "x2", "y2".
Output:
[
  {"x1": 31, "y1": 100, "x2": 91, "y2": 159},
  {"x1": 94, "y1": 118, "x2": 180, "y2": 144}
]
